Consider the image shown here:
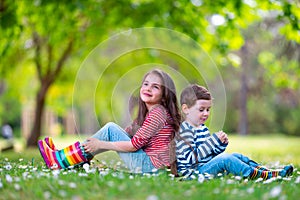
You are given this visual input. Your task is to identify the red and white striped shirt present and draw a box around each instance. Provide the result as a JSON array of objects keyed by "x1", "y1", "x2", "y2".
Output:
[{"x1": 131, "y1": 105, "x2": 174, "y2": 169}]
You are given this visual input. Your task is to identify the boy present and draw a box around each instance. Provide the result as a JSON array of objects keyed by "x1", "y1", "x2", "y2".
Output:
[{"x1": 175, "y1": 84, "x2": 293, "y2": 180}]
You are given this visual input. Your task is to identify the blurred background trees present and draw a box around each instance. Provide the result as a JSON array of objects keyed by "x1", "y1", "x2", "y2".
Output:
[{"x1": 0, "y1": 0, "x2": 299, "y2": 147}]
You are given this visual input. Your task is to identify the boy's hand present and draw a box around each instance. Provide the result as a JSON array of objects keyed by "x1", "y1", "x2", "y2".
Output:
[{"x1": 216, "y1": 131, "x2": 229, "y2": 144}]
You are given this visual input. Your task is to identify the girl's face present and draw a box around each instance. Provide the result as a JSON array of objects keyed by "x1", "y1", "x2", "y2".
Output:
[
  {"x1": 182, "y1": 99, "x2": 211, "y2": 127},
  {"x1": 140, "y1": 73, "x2": 163, "y2": 110}
]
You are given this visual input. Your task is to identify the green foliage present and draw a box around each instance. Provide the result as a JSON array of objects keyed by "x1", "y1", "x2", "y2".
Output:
[
  {"x1": 279, "y1": 0, "x2": 300, "y2": 42},
  {"x1": 274, "y1": 105, "x2": 300, "y2": 136},
  {"x1": 0, "y1": 0, "x2": 300, "y2": 137},
  {"x1": 259, "y1": 51, "x2": 300, "y2": 90},
  {"x1": 0, "y1": 1, "x2": 23, "y2": 77},
  {"x1": 0, "y1": 64, "x2": 36, "y2": 131},
  {"x1": 247, "y1": 96, "x2": 277, "y2": 134}
]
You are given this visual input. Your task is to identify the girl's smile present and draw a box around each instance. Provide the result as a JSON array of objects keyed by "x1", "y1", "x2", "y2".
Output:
[{"x1": 140, "y1": 73, "x2": 163, "y2": 110}]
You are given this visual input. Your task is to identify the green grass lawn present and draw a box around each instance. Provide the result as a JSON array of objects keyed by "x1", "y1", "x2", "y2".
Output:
[{"x1": 0, "y1": 134, "x2": 299, "y2": 200}]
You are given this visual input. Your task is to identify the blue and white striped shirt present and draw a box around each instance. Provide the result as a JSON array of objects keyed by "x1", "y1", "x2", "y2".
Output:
[{"x1": 175, "y1": 121, "x2": 228, "y2": 177}]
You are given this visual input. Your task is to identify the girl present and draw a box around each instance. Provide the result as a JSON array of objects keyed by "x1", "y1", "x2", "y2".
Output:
[
  {"x1": 38, "y1": 69, "x2": 181, "y2": 174},
  {"x1": 176, "y1": 84, "x2": 293, "y2": 180}
]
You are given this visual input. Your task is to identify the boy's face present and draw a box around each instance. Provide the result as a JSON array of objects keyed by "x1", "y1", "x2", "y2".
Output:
[{"x1": 182, "y1": 99, "x2": 212, "y2": 127}]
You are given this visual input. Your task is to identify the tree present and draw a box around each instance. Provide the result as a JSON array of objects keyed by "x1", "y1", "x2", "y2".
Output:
[
  {"x1": 1, "y1": 0, "x2": 299, "y2": 146},
  {"x1": 222, "y1": 0, "x2": 300, "y2": 135}
]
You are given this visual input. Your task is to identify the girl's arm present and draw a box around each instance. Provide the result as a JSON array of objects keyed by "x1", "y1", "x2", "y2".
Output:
[
  {"x1": 83, "y1": 138, "x2": 137, "y2": 153},
  {"x1": 131, "y1": 106, "x2": 167, "y2": 149}
]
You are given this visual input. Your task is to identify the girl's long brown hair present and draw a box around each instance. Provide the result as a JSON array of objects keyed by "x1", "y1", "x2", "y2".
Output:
[{"x1": 129, "y1": 69, "x2": 181, "y2": 175}]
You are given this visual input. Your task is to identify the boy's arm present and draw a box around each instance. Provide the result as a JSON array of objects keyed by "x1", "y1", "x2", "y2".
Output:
[
  {"x1": 196, "y1": 134, "x2": 223, "y2": 159},
  {"x1": 194, "y1": 125, "x2": 227, "y2": 156},
  {"x1": 177, "y1": 129, "x2": 221, "y2": 164},
  {"x1": 209, "y1": 133, "x2": 228, "y2": 155}
]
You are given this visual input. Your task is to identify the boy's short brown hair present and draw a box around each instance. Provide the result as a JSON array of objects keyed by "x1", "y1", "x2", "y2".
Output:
[{"x1": 180, "y1": 84, "x2": 211, "y2": 108}]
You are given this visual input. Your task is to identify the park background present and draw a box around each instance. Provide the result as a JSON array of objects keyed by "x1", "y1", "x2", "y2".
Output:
[
  {"x1": 0, "y1": 1, "x2": 300, "y2": 199},
  {"x1": 1, "y1": 0, "x2": 299, "y2": 148}
]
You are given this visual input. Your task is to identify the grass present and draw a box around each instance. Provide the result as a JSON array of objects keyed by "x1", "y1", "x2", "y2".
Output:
[{"x1": 0, "y1": 134, "x2": 300, "y2": 200}]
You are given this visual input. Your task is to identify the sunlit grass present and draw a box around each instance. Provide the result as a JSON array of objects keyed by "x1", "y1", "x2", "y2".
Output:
[
  {"x1": 0, "y1": 134, "x2": 299, "y2": 200},
  {"x1": 226, "y1": 134, "x2": 300, "y2": 166}
]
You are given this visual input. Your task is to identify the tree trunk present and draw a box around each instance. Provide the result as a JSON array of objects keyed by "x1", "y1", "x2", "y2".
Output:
[
  {"x1": 238, "y1": 45, "x2": 248, "y2": 135},
  {"x1": 26, "y1": 35, "x2": 73, "y2": 147},
  {"x1": 26, "y1": 83, "x2": 49, "y2": 147},
  {"x1": 0, "y1": 80, "x2": 5, "y2": 96}
]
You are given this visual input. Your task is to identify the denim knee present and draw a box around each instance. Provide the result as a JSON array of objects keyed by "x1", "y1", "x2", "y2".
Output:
[
  {"x1": 231, "y1": 153, "x2": 245, "y2": 159},
  {"x1": 222, "y1": 153, "x2": 245, "y2": 166},
  {"x1": 102, "y1": 122, "x2": 118, "y2": 130},
  {"x1": 91, "y1": 122, "x2": 118, "y2": 141},
  {"x1": 218, "y1": 153, "x2": 232, "y2": 160}
]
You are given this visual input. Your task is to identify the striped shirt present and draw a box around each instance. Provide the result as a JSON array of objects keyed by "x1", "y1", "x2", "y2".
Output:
[
  {"x1": 131, "y1": 105, "x2": 174, "y2": 169},
  {"x1": 175, "y1": 121, "x2": 227, "y2": 177}
]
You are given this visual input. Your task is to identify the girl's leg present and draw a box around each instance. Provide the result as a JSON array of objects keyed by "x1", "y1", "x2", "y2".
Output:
[
  {"x1": 89, "y1": 122, "x2": 132, "y2": 142},
  {"x1": 38, "y1": 122, "x2": 155, "y2": 171},
  {"x1": 198, "y1": 153, "x2": 252, "y2": 177},
  {"x1": 118, "y1": 150, "x2": 156, "y2": 173},
  {"x1": 88, "y1": 122, "x2": 156, "y2": 173},
  {"x1": 85, "y1": 122, "x2": 132, "y2": 155}
]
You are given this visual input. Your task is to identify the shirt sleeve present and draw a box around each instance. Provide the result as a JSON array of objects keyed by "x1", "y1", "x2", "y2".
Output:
[
  {"x1": 210, "y1": 133, "x2": 228, "y2": 155},
  {"x1": 131, "y1": 106, "x2": 167, "y2": 150}
]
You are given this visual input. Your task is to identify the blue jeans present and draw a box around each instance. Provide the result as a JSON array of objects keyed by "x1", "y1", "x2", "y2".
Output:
[
  {"x1": 198, "y1": 153, "x2": 259, "y2": 177},
  {"x1": 87, "y1": 122, "x2": 156, "y2": 173}
]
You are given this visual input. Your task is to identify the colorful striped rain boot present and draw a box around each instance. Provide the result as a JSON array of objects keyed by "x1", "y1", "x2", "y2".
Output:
[
  {"x1": 280, "y1": 165, "x2": 294, "y2": 177},
  {"x1": 38, "y1": 140, "x2": 92, "y2": 169},
  {"x1": 254, "y1": 165, "x2": 269, "y2": 171},
  {"x1": 249, "y1": 165, "x2": 294, "y2": 180},
  {"x1": 249, "y1": 168, "x2": 279, "y2": 180},
  {"x1": 44, "y1": 137, "x2": 58, "y2": 151}
]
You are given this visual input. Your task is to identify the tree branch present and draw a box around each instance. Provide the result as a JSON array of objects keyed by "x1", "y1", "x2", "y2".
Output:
[
  {"x1": 49, "y1": 39, "x2": 74, "y2": 84},
  {"x1": 46, "y1": 43, "x2": 53, "y2": 75},
  {"x1": 33, "y1": 32, "x2": 43, "y2": 82}
]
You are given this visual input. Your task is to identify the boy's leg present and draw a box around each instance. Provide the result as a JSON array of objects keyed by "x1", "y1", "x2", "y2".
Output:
[
  {"x1": 198, "y1": 153, "x2": 293, "y2": 180},
  {"x1": 231, "y1": 153, "x2": 269, "y2": 170},
  {"x1": 198, "y1": 153, "x2": 252, "y2": 178}
]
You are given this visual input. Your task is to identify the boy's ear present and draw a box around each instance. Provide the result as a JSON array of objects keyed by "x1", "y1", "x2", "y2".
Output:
[{"x1": 181, "y1": 104, "x2": 189, "y2": 114}]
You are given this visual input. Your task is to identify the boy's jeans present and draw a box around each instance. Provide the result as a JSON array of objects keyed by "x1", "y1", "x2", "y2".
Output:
[
  {"x1": 88, "y1": 122, "x2": 156, "y2": 173},
  {"x1": 198, "y1": 153, "x2": 259, "y2": 177}
]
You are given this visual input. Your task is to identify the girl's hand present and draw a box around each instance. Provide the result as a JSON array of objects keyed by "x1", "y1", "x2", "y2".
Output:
[
  {"x1": 216, "y1": 131, "x2": 229, "y2": 144},
  {"x1": 82, "y1": 138, "x2": 101, "y2": 153}
]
